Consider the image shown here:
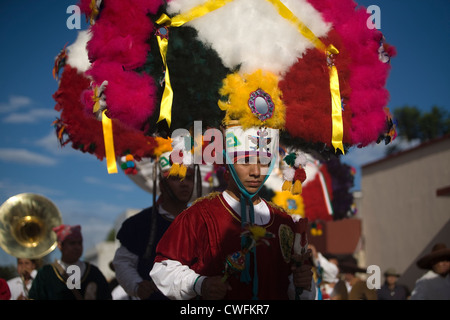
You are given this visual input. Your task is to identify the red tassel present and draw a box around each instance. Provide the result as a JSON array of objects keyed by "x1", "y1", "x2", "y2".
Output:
[{"x1": 294, "y1": 167, "x2": 307, "y2": 183}]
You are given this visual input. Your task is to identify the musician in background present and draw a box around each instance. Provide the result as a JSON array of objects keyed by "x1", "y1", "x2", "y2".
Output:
[
  {"x1": 7, "y1": 258, "x2": 41, "y2": 300},
  {"x1": 28, "y1": 224, "x2": 112, "y2": 300}
]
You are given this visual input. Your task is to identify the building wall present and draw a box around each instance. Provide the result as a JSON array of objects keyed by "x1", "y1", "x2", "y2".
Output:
[
  {"x1": 360, "y1": 135, "x2": 450, "y2": 290},
  {"x1": 84, "y1": 241, "x2": 118, "y2": 281}
]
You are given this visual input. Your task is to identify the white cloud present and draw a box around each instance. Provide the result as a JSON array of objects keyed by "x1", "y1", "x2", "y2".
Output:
[
  {"x1": 0, "y1": 95, "x2": 32, "y2": 113},
  {"x1": 0, "y1": 95, "x2": 58, "y2": 124},
  {"x1": 3, "y1": 108, "x2": 57, "y2": 124},
  {"x1": 35, "y1": 130, "x2": 78, "y2": 156},
  {"x1": 83, "y1": 176, "x2": 104, "y2": 184},
  {"x1": 56, "y1": 198, "x2": 125, "y2": 221},
  {"x1": 35, "y1": 130, "x2": 61, "y2": 152},
  {"x1": 83, "y1": 176, "x2": 134, "y2": 192},
  {"x1": 53, "y1": 197, "x2": 129, "y2": 249},
  {"x1": 0, "y1": 148, "x2": 57, "y2": 165},
  {"x1": 342, "y1": 138, "x2": 421, "y2": 168},
  {"x1": 341, "y1": 143, "x2": 388, "y2": 168}
]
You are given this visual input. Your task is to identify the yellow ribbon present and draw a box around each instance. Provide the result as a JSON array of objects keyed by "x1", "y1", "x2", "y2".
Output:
[
  {"x1": 155, "y1": 0, "x2": 234, "y2": 127},
  {"x1": 266, "y1": 0, "x2": 327, "y2": 52},
  {"x1": 155, "y1": 33, "x2": 173, "y2": 127},
  {"x1": 328, "y1": 48, "x2": 345, "y2": 154},
  {"x1": 267, "y1": 0, "x2": 345, "y2": 154},
  {"x1": 101, "y1": 110, "x2": 118, "y2": 174},
  {"x1": 92, "y1": 84, "x2": 118, "y2": 173},
  {"x1": 156, "y1": 0, "x2": 234, "y2": 27}
]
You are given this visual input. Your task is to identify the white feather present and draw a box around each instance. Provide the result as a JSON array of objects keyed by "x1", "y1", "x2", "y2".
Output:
[
  {"x1": 66, "y1": 30, "x2": 92, "y2": 73},
  {"x1": 294, "y1": 152, "x2": 307, "y2": 168},
  {"x1": 283, "y1": 166, "x2": 295, "y2": 181},
  {"x1": 167, "y1": 0, "x2": 331, "y2": 75}
]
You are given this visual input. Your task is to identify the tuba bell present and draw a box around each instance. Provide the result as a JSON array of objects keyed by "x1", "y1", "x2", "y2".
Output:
[{"x1": 0, "y1": 193, "x2": 62, "y2": 259}]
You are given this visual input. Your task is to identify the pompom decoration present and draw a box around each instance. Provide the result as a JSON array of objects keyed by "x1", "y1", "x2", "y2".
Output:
[
  {"x1": 310, "y1": 221, "x2": 323, "y2": 236},
  {"x1": 282, "y1": 152, "x2": 308, "y2": 195},
  {"x1": 120, "y1": 153, "x2": 138, "y2": 175},
  {"x1": 167, "y1": 134, "x2": 194, "y2": 179},
  {"x1": 270, "y1": 150, "x2": 356, "y2": 223}
]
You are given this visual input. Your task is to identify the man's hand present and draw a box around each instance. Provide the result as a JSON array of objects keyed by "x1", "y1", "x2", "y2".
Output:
[
  {"x1": 201, "y1": 276, "x2": 231, "y2": 300},
  {"x1": 17, "y1": 293, "x2": 27, "y2": 300},
  {"x1": 137, "y1": 279, "x2": 158, "y2": 300},
  {"x1": 291, "y1": 249, "x2": 313, "y2": 290}
]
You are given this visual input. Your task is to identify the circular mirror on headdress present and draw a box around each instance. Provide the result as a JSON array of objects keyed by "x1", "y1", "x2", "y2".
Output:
[
  {"x1": 248, "y1": 89, "x2": 275, "y2": 121},
  {"x1": 255, "y1": 97, "x2": 269, "y2": 115}
]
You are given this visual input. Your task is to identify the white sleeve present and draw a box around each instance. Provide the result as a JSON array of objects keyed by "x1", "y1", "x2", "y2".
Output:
[
  {"x1": 315, "y1": 252, "x2": 339, "y2": 282},
  {"x1": 150, "y1": 260, "x2": 206, "y2": 300},
  {"x1": 112, "y1": 245, "x2": 143, "y2": 297}
]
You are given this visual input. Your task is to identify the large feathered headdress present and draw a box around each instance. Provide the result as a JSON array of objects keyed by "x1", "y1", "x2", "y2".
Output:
[{"x1": 53, "y1": 0, "x2": 396, "y2": 173}]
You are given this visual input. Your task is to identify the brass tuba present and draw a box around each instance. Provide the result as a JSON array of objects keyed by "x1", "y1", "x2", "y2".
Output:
[{"x1": 0, "y1": 193, "x2": 62, "y2": 259}]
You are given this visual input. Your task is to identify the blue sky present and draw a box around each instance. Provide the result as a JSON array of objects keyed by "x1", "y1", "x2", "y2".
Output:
[{"x1": 0, "y1": 0, "x2": 449, "y2": 266}]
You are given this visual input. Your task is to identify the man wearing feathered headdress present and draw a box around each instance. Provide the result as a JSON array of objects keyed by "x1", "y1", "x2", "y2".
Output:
[{"x1": 65, "y1": 0, "x2": 396, "y2": 300}]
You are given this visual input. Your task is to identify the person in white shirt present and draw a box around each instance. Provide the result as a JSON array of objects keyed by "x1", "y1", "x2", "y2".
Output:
[
  {"x1": 410, "y1": 243, "x2": 450, "y2": 300},
  {"x1": 309, "y1": 244, "x2": 341, "y2": 300},
  {"x1": 150, "y1": 157, "x2": 315, "y2": 300},
  {"x1": 7, "y1": 258, "x2": 40, "y2": 300},
  {"x1": 112, "y1": 153, "x2": 197, "y2": 300}
]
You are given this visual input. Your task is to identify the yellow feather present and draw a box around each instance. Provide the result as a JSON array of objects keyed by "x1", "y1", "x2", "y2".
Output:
[
  {"x1": 178, "y1": 164, "x2": 187, "y2": 179},
  {"x1": 282, "y1": 180, "x2": 292, "y2": 191},
  {"x1": 220, "y1": 70, "x2": 286, "y2": 129},
  {"x1": 292, "y1": 180, "x2": 303, "y2": 195},
  {"x1": 154, "y1": 137, "x2": 173, "y2": 157},
  {"x1": 272, "y1": 190, "x2": 305, "y2": 217},
  {"x1": 168, "y1": 163, "x2": 180, "y2": 177}
]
